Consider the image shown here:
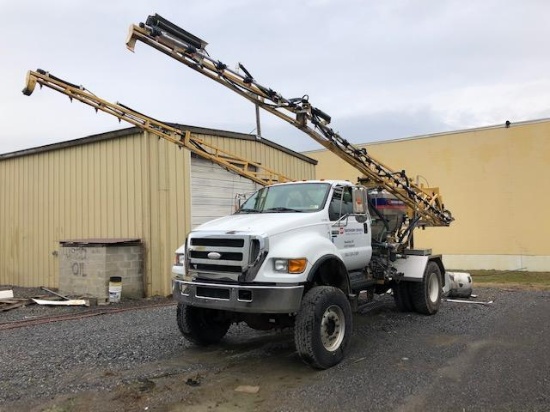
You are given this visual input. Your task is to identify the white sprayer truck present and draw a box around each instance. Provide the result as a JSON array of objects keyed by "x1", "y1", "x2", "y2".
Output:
[
  {"x1": 125, "y1": 14, "x2": 458, "y2": 368},
  {"x1": 172, "y1": 179, "x2": 449, "y2": 368}
]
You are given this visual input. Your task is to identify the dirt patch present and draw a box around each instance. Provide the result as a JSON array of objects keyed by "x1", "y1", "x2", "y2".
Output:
[{"x1": 5, "y1": 331, "x2": 316, "y2": 412}]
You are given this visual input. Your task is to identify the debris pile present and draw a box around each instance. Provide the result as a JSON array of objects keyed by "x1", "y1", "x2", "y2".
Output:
[
  {"x1": 0, "y1": 287, "x2": 93, "y2": 312},
  {"x1": 0, "y1": 289, "x2": 35, "y2": 312}
]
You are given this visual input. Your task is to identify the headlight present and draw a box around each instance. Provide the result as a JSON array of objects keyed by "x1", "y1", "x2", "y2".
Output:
[
  {"x1": 274, "y1": 259, "x2": 288, "y2": 272},
  {"x1": 273, "y1": 258, "x2": 307, "y2": 274}
]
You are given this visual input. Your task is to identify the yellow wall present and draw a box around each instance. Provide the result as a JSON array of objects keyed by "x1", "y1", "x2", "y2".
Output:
[
  {"x1": 0, "y1": 131, "x2": 150, "y2": 289},
  {"x1": 305, "y1": 120, "x2": 550, "y2": 262},
  {"x1": 0, "y1": 128, "x2": 316, "y2": 295}
]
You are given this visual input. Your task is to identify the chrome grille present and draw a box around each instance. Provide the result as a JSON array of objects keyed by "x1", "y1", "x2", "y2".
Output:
[
  {"x1": 186, "y1": 232, "x2": 268, "y2": 281},
  {"x1": 186, "y1": 233, "x2": 249, "y2": 279},
  {"x1": 190, "y1": 238, "x2": 245, "y2": 247}
]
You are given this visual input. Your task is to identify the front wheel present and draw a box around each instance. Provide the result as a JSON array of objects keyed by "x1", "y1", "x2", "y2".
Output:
[
  {"x1": 176, "y1": 304, "x2": 231, "y2": 345},
  {"x1": 410, "y1": 261, "x2": 442, "y2": 315},
  {"x1": 294, "y1": 286, "x2": 352, "y2": 369}
]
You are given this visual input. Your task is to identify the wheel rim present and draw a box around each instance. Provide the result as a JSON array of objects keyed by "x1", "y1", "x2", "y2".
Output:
[
  {"x1": 427, "y1": 273, "x2": 440, "y2": 303},
  {"x1": 320, "y1": 305, "x2": 346, "y2": 351}
]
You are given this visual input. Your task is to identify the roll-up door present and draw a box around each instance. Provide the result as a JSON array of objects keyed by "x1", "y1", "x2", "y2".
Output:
[{"x1": 190, "y1": 156, "x2": 259, "y2": 228}]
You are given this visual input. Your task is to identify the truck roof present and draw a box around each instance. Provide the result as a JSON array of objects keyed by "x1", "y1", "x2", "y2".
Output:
[{"x1": 271, "y1": 179, "x2": 352, "y2": 187}]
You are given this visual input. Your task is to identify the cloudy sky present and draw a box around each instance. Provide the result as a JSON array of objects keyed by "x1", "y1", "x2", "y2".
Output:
[{"x1": 1, "y1": 0, "x2": 550, "y2": 154}]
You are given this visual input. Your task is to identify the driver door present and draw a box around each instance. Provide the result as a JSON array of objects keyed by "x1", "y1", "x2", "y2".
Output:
[{"x1": 329, "y1": 185, "x2": 372, "y2": 270}]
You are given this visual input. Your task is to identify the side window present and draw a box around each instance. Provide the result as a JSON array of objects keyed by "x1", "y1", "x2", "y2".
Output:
[
  {"x1": 329, "y1": 186, "x2": 353, "y2": 221},
  {"x1": 342, "y1": 187, "x2": 353, "y2": 215}
]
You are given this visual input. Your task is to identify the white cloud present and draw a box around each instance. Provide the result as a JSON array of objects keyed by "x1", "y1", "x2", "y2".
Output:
[
  {"x1": 2, "y1": 1, "x2": 550, "y2": 154},
  {"x1": 430, "y1": 79, "x2": 550, "y2": 129}
]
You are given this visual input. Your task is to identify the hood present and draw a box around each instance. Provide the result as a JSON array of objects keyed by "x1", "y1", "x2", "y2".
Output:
[{"x1": 193, "y1": 212, "x2": 325, "y2": 237}]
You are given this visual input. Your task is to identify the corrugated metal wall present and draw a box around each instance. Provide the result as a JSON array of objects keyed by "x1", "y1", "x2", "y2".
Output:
[
  {"x1": 0, "y1": 127, "x2": 316, "y2": 296},
  {"x1": 0, "y1": 130, "x2": 152, "y2": 289},
  {"x1": 143, "y1": 131, "x2": 192, "y2": 296}
]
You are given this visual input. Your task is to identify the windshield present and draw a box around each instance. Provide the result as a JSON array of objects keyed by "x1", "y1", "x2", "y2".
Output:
[{"x1": 237, "y1": 183, "x2": 331, "y2": 213}]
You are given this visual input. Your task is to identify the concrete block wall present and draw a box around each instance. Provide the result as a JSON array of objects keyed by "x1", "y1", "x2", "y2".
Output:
[{"x1": 59, "y1": 239, "x2": 143, "y2": 303}]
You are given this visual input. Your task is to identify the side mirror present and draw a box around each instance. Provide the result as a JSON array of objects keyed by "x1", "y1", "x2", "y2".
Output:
[
  {"x1": 352, "y1": 186, "x2": 368, "y2": 214},
  {"x1": 352, "y1": 186, "x2": 368, "y2": 223},
  {"x1": 234, "y1": 193, "x2": 246, "y2": 210}
]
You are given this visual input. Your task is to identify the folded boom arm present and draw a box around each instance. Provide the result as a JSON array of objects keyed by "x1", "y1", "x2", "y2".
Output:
[
  {"x1": 22, "y1": 69, "x2": 292, "y2": 186},
  {"x1": 126, "y1": 14, "x2": 453, "y2": 228}
]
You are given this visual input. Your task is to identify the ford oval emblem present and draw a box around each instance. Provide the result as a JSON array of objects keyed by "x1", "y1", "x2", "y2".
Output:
[{"x1": 207, "y1": 252, "x2": 222, "y2": 260}]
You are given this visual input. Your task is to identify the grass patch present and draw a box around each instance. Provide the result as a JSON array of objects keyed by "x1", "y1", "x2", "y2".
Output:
[{"x1": 455, "y1": 270, "x2": 550, "y2": 291}]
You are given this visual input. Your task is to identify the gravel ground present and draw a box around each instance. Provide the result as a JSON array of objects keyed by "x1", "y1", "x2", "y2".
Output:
[{"x1": 1, "y1": 287, "x2": 549, "y2": 411}]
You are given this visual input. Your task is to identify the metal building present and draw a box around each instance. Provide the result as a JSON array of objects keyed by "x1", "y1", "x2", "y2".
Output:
[
  {"x1": 305, "y1": 119, "x2": 550, "y2": 272},
  {"x1": 0, "y1": 126, "x2": 316, "y2": 296}
]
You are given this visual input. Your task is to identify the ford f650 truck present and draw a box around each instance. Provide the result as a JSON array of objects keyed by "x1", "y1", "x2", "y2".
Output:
[
  {"x1": 124, "y1": 14, "x2": 455, "y2": 369},
  {"x1": 172, "y1": 180, "x2": 446, "y2": 368}
]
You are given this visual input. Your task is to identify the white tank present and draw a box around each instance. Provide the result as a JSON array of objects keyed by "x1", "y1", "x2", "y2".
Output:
[{"x1": 443, "y1": 271, "x2": 473, "y2": 298}]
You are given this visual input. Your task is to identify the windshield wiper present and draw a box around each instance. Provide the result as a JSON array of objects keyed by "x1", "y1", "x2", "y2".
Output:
[
  {"x1": 263, "y1": 207, "x2": 303, "y2": 213},
  {"x1": 238, "y1": 208, "x2": 261, "y2": 214}
]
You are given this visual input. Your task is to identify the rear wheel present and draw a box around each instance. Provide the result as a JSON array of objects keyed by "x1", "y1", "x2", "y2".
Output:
[
  {"x1": 295, "y1": 286, "x2": 352, "y2": 369},
  {"x1": 176, "y1": 304, "x2": 230, "y2": 345},
  {"x1": 410, "y1": 261, "x2": 442, "y2": 315}
]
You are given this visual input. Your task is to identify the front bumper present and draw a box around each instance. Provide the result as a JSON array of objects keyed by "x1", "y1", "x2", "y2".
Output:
[{"x1": 172, "y1": 279, "x2": 303, "y2": 314}]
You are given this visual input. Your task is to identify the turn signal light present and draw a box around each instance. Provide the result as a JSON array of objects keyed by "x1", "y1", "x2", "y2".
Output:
[{"x1": 288, "y1": 259, "x2": 307, "y2": 274}]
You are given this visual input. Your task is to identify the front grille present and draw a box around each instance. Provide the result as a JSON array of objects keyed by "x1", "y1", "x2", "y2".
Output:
[
  {"x1": 187, "y1": 233, "x2": 268, "y2": 281},
  {"x1": 188, "y1": 234, "x2": 250, "y2": 279},
  {"x1": 190, "y1": 251, "x2": 243, "y2": 261},
  {"x1": 191, "y1": 238, "x2": 244, "y2": 247}
]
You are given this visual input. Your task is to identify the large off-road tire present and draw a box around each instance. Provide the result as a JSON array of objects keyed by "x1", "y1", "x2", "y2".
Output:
[
  {"x1": 176, "y1": 304, "x2": 230, "y2": 345},
  {"x1": 410, "y1": 261, "x2": 442, "y2": 315},
  {"x1": 393, "y1": 281, "x2": 414, "y2": 312},
  {"x1": 294, "y1": 286, "x2": 352, "y2": 369}
]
